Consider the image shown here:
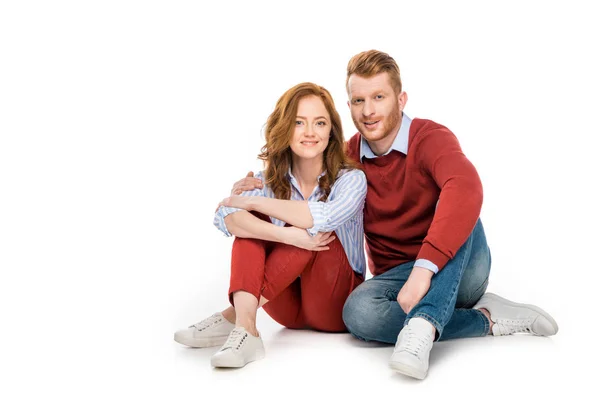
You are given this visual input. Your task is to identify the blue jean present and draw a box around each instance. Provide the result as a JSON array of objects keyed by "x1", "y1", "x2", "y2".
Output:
[{"x1": 342, "y1": 219, "x2": 491, "y2": 343}]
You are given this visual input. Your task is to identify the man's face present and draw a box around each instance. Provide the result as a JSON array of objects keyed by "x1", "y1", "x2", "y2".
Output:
[{"x1": 347, "y1": 72, "x2": 406, "y2": 144}]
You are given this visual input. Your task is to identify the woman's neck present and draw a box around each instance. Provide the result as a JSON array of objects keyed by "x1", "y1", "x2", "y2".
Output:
[{"x1": 291, "y1": 156, "x2": 324, "y2": 192}]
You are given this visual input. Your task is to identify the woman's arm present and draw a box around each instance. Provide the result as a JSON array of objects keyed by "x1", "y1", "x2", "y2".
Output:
[
  {"x1": 223, "y1": 210, "x2": 336, "y2": 251},
  {"x1": 221, "y1": 197, "x2": 314, "y2": 229},
  {"x1": 223, "y1": 210, "x2": 288, "y2": 241},
  {"x1": 220, "y1": 169, "x2": 367, "y2": 234}
]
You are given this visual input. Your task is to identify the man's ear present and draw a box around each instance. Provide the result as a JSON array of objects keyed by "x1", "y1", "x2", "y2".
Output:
[{"x1": 398, "y1": 91, "x2": 408, "y2": 111}]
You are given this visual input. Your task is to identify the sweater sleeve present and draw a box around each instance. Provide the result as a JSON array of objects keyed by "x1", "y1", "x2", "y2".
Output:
[{"x1": 415, "y1": 127, "x2": 483, "y2": 271}]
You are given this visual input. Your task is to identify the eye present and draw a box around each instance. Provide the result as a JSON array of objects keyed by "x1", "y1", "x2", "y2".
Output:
[
  {"x1": 295, "y1": 120, "x2": 303, "y2": 126},
  {"x1": 375, "y1": 95, "x2": 384, "y2": 100},
  {"x1": 352, "y1": 99, "x2": 363, "y2": 105},
  {"x1": 317, "y1": 121, "x2": 327, "y2": 126}
]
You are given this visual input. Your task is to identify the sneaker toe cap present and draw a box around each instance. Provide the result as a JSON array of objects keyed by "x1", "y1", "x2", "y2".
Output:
[{"x1": 533, "y1": 315, "x2": 559, "y2": 336}]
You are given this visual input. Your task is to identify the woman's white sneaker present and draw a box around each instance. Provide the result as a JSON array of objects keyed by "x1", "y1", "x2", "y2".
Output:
[
  {"x1": 174, "y1": 312, "x2": 235, "y2": 348},
  {"x1": 210, "y1": 327, "x2": 265, "y2": 368},
  {"x1": 473, "y1": 293, "x2": 559, "y2": 336}
]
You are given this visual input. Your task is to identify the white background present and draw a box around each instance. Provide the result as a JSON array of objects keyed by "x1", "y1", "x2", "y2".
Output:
[{"x1": 1, "y1": 1, "x2": 598, "y2": 398}]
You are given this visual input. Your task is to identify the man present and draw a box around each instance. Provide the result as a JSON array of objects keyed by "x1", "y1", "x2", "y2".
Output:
[{"x1": 232, "y1": 50, "x2": 558, "y2": 379}]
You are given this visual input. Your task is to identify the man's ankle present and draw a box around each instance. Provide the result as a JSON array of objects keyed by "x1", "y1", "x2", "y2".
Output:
[{"x1": 478, "y1": 308, "x2": 494, "y2": 333}]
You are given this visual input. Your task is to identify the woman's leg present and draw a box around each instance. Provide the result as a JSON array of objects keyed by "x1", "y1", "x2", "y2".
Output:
[
  {"x1": 298, "y1": 236, "x2": 364, "y2": 332},
  {"x1": 226, "y1": 213, "x2": 319, "y2": 333}
]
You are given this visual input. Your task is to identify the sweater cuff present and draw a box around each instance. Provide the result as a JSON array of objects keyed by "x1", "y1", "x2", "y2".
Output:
[{"x1": 417, "y1": 242, "x2": 450, "y2": 271}]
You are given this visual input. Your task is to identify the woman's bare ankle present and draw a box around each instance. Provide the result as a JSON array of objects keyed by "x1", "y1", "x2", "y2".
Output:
[{"x1": 221, "y1": 307, "x2": 236, "y2": 324}]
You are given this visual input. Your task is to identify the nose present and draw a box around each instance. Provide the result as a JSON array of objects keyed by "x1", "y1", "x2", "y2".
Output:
[
  {"x1": 304, "y1": 123, "x2": 316, "y2": 137},
  {"x1": 362, "y1": 99, "x2": 375, "y2": 118}
]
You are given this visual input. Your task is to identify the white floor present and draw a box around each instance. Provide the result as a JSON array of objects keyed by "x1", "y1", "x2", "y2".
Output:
[
  {"x1": 3, "y1": 2, "x2": 599, "y2": 399},
  {"x1": 170, "y1": 310, "x2": 574, "y2": 400}
]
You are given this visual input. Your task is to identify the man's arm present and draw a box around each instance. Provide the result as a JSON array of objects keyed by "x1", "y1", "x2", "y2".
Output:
[
  {"x1": 415, "y1": 127, "x2": 483, "y2": 272},
  {"x1": 397, "y1": 126, "x2": 482, "y2": 314}
]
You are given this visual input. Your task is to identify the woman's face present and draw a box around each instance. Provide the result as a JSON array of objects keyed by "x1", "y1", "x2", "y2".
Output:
[{"x1": 289, "y1": 95, "x2": 331, "y2": 161}]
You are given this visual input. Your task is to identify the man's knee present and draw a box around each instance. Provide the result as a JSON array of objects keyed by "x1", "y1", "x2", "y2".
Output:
[{"x1": 342, "y1": 285, "x2": 383, "y2": 341}]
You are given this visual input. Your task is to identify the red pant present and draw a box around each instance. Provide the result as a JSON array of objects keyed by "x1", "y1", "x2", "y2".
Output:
[{"x1": 228, "y1": 220, "x2": 363, "y2": 332}]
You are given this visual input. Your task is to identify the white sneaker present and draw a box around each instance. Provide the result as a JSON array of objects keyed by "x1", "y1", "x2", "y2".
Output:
[
  {"x1": 473, "y1": 293, "x2": 559, "y2": 336},
  {"x1": 174, "y1": 312, "x2": 235, "y2": 348},
  {"x1": 389, "y1": 318, "x2": 435, "y2": 380},
  {"x1": 210, "y1": 327, "x2": 265, "y2": 368}
]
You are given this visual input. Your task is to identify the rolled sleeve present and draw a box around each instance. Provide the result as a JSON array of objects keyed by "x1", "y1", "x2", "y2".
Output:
[
  {"x1": 305, "y1": 169, "x2": 367, "y2": 235},
  {"x1": 212, "y1": 171, "x2": 267, "y2": 237},
  {"x1": 306, "y1": 201, "x2": 330, "y2": 236},
  {"x1": 213, "y1": 205, "x2": 245, "y2": 237}
]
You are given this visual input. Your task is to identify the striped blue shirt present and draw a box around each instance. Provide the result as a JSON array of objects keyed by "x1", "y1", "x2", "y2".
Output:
[{"x1": 214, "y1": 168, "x2": 367, "y2": 276}]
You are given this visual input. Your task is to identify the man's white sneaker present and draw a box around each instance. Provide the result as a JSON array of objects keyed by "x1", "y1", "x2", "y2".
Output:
[
  {"x1": 473, "y1": 293, "x2": 559, "y2": 336},
  {"x1": 174, "y1": 312, "x2": 235, "y2": 348},
  {"x1": 389, "y1": 318, "x2": 435, "y2": 380},
  {"x1": 210, "y1": 327, "x2": 265, "y2": 368}
]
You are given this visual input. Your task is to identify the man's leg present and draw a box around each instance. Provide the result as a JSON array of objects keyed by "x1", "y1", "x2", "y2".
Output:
[
  {"x1": 408, "y1": 218, "x2": 491, "y2": 341},
  {"x1": 342, "y1": 219, "x2": 492, "y2": 344},
  {"x1": 387, "y1": 219, "x2": 490, "y2": 379},
  {"x1": 342, "y1": 262, "x2": 413, "y2": 343}
]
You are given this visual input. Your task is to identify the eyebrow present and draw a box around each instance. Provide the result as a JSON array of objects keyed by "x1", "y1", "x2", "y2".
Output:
[{"x1": 296, "y1": 116, "x2": 329, "y2": 120}]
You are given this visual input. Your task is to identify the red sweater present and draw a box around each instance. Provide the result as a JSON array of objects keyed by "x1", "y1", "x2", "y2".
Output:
[{"x1": 346, "y1": 118, "x2": 483, "y2": 276}]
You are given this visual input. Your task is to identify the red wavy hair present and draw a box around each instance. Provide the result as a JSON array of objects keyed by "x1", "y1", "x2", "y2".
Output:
[{"x1": 259, "y1": 82, "x2": 360, "y2": 201}]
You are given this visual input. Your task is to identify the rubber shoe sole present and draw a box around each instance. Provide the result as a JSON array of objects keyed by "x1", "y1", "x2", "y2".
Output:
[{"x1": 174, "y1": 333, "x2": 229, "y2": 348}]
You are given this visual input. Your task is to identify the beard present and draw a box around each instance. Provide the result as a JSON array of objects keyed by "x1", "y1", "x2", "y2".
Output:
[{"x1": 353, "y1": 102, "x2": 402, "y2": 143}]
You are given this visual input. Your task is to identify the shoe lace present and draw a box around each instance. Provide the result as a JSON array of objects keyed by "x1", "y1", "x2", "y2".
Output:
[
  {"x1": 191, "y1": 314, "x2": 222, "y2": 332},
  {"x1": 396, "y1": 327, "x2": 432, "y2": 360},
  {"x1": 494, "y1": 317, "x2": 535, "y2": 335},
  {"x1": 221, "y1": 328, "x2": 248, "y2": 351}
]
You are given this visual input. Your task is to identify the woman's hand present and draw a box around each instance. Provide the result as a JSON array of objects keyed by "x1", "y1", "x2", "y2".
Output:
[
  {"x1": 397, "y1": 267, "x2": 434, "y2": 314},
  {"x1": 282, "y1": 226, "x2": 336, "y2": 251},
  {"x1": 218, "y1": 196, "x2": 257, "y2": 210}
]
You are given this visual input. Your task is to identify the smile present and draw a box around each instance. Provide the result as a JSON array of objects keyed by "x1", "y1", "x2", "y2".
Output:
[{"x1": 363, "y1": 120, "x2": 380, "y2": 129}]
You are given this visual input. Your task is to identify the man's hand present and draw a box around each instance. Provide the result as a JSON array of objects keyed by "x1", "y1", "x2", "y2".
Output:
[
  {"x1": 282, "y1": 226, "x2": 336, "y2": 251},
  {"x1": 397, "y1": 267, "x2": 434, "y2": 314},
  {"x1": 231, "y1": 171, "x2": 263, "y2": 195}
]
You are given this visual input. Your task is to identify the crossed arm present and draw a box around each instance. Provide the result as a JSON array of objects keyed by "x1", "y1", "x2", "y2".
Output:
[
  {"x1": 220, "y1": 199, "x2": 335, "y2": 252},
  {"x1": 216, "y1": 169, "x2": 367, "y2": 252}
]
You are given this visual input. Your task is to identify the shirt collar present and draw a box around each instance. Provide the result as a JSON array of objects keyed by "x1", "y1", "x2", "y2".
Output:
[
  {"x1": 360, "y1": 113, "x2": 412, "y2": 162},
  {"x1": 286, "y1": 167, "x2": 327, "y2": 183}
]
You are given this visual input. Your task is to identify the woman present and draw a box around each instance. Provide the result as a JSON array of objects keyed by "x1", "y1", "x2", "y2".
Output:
[{"x1": 174, "y1": 82, "x2": 367, "y2": 368}]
